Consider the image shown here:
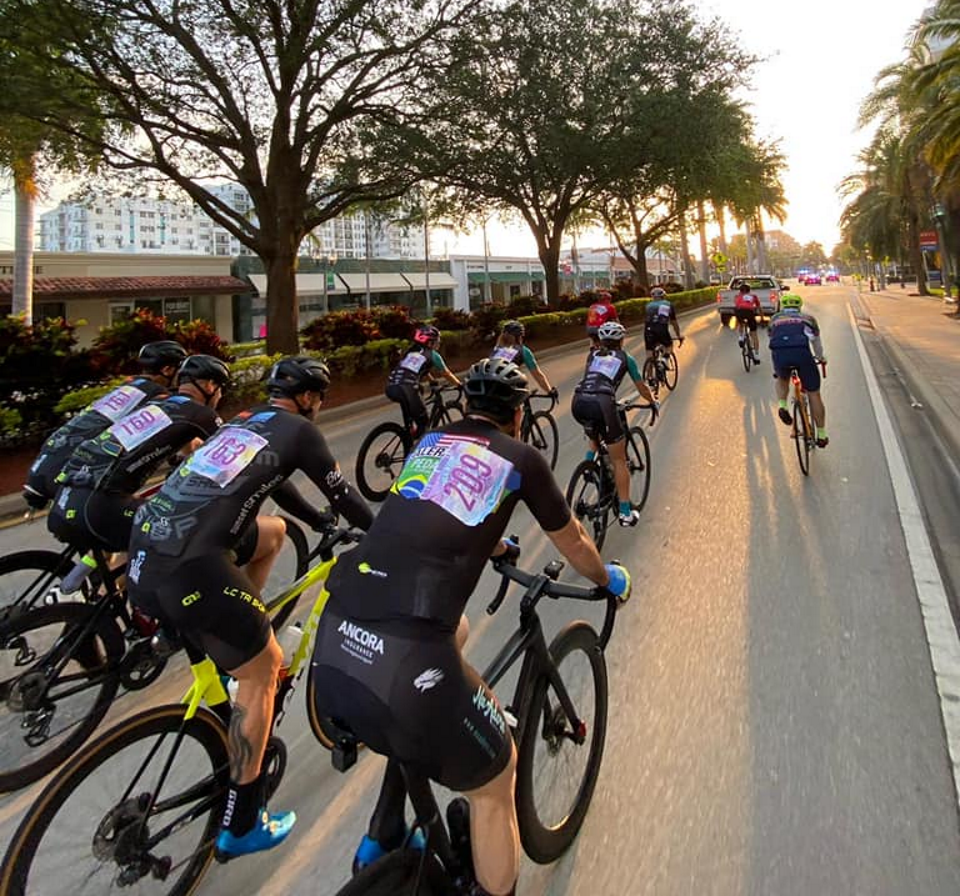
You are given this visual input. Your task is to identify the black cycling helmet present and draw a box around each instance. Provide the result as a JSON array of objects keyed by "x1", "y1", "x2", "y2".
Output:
[
  {"x1": 501, "y1": 320, "x2": 525, "y2": 338},
  {"x1": 463, "y1": 357, "x2": 530, "y2": 421},
  {"x1": 138, "y1": 340, "x2": 187, "y2": 373},
  {"x1": 738, "y1": 282, "x2": 751, "y2": 293},
  {"x1": 177, "y1": 354, "x2": 230, "y2": 387},
  {"x1": 266, "y1": 355, "x2": 331, "y2": 398}
]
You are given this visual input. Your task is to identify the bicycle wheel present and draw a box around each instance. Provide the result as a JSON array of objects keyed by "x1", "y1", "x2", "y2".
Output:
[
  {"x1": 641, "y1": 358, "x2": 659, "y2": 396},
  {"x1": 664, "y1": 351, "x2": 679, "y2": 390},
  {"x1": 515, "y1": 621, "x2": 608, "y2": 864},
  {"x1": 0, "y1": 704, "x2": 229, "y2": 896},
  {"x1": 526, "y1": 411, "x2": 559, "y2": 470},
  {"x1": 267, "y1": 518, "x2": 310, "y2": 630},
  {"x1": 331, "y1": 848, "x2": 450, "y2": 896},
  {"x1": 0, "y1": 602, "x2": 125, "y2": 792},
  {"x1": 442, "y1": 400, "x2": 464, "y2": 422},
  {"x1": 0, "y1": 551, "x2": 87, "y2": 616},
  {"x1": 792, "y1": 399, "x2": 810, "y2": 476},
  {"x1": 626, "y1": 426, "x2": 652, "y2": 512},
  {"x1": 741, "y1": 337, "x2": 751, "y2": 372},
  {"x1": 356, "y1": 421, "x2": 411, "y2": 502},
  {"x1": 565, "y1": 460, "x2": 609, "y2": 551}
]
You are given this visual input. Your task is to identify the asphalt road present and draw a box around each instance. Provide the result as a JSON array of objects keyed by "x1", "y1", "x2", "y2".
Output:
[{"x1": 1, "y1": 284, "x2": 959, "y2": 896}]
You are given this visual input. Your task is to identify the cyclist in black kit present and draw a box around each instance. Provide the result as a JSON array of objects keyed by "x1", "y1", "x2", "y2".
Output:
[
  {"x1": 385, "y1": 324, "x2": 461, "y2": 439},
  {"x1": 126, "y1": 355, "x2": 373, "y2": 861},
  {"x1": 311, "y1": 357, "x2": 631, "y2": 896},
  {"x1": 22, "y1": 340, "x2": 186, "y2": 510},
  {"x1": 47, "y1": 354, "x2": 228, "y2": 553}
]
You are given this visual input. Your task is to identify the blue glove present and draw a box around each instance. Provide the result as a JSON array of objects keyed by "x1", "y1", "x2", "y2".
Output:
[{"x1": 604, "y1": 562, "x2": 632, "y2": 604}]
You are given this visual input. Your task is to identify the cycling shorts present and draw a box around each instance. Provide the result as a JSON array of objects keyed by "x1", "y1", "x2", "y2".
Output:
[
  {"x1": 772, "y1": 348, "x2": 821, "y2": 392},
  {"x1": 128, "y1": 551, "x2": 271, "y2": 672},
  {"x1": 643, "y1": 324, "x2": 672, "y2": 351},
  {"x1": 47, "y1": 485, "x2": 140, "y2": 553},
  {"x1": 310, "y1": 605, "x2": 512, "y2": 793},
  {"x1": 385, "y1": 382, "x2": 427, "y2": 432},
  {"x1": 571, "y1": 392, "x2": 624, "y2": 444},
  {"x1": 734, "y1": 309, "x2": 759, "y2": 332}
]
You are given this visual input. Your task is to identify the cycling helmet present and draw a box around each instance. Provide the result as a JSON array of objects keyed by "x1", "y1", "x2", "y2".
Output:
[
  {"x1": 597, "y1": 321, "x2": 626, "y2": 343},
  {"x1": 738, "y1": 282, "x2": 751, "y2": 293},
  {"x1": 413, "y1": 325, "x2": 440, "y2": 346},
  {"x1": 463, "y1": 357, "x2": 530, "y2": 419},
  {"x1": 138, "y1": 340, "x2": 187, "y2": 372},
  {"x1": 597, "y1": 290, "x2": 613, "y2": 301},
  {"x1": 650, "y1": 286, "x2": 666, "y2": 299},
  {"x1": 501, "y1": 320, "x2": 525, "y2": 338},
  {"x1": 266, "y1": 355, "x2": 331, "y2": 398},
  {"x1": 177, "y1": 354, "x2": 231, "y2": 386},
  {"x1": 781, "y1": 293, "x2": 803, "y2": 309}
]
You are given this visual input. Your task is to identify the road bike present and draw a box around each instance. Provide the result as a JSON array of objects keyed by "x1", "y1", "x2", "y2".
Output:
[
  {"x1": 788, "y1": 361, "x2": 827, "y2": 477},
  {"x1": 520, "y1": 392, "x2": 560, "y2": 470},
  {"x1": 0, "y1": 519, "x2": 309, "y2": 793},
  {"x1": 566, "y1": 400, "x2": 654, "y2": 550},
  {"x1": 736, "y1": 317, "x2": 757, "y2": 372},
  {"x1": 642, "y1": 337, "x2": 683, "y2": 397},
  {"x1": 0, "y1": 520, "x2": 359, "y2": 896},
  {"x1": 328, "y1": 544, "x2": 618, "y2": 895},
  {"x1": 356, "y1": 382, "x2": 464, "y2": 502}
]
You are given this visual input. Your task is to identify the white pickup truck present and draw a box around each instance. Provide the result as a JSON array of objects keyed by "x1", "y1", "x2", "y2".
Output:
[{"x1": 715, "y1": 275, "x2": 782, "y2": 326}]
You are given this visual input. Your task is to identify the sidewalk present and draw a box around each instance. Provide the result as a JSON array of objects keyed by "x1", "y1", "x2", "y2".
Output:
[{"x1": 856, "y1": 284, "x2": 960, "y2": 463}]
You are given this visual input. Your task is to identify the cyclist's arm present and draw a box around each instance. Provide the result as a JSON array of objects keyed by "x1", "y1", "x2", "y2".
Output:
[
  {"x1": 522, "y1": 347, "x2": 553, "y2": 393},
  {"x1": 546, "y1": 517, "x2": 609, "y2": 587},
  {"x1": 298, "y1": 425, "x2": 374, "y2": 531},
  {"x1": 432, "y1": 350, "x2": 461, "y2": 388},
  {"x1": 669, "y1": 308, "x2": 681, "y2": 340},
  {"x1": 626, "y1": 355, "x2": 655, "y2": 404},
  {"x1": 271, "y1": 480, "x2": 333, "y2": 530},
  {"x1": 804, "y1": 315, "x2": 824, "y2": 359}
]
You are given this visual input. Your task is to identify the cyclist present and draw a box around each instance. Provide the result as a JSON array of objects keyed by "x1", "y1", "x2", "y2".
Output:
[
  {"x1": 491, "y1": 319, "x2": 558, "y2": 398},
  {"x1": 585, "y1": 290, "x2": 619, "y2": 346},
  {"x1": 46, "y1": 354, "x2": 229, "y2": 554},
  {"x1": 768, "y1": 293, "x2": 829, "y2": 447},
  {"x1": 571, "y1": 321, "x2": 656, "y2": 528},
  {"x1": 385, "y1": 324, "x2": 462, "y2": 440},
  {"x1": 311, "y1": 357, "x2": 631, "y2": 896},
  {"x1": 644, "y1": 286, "x2": 683, "y2": 366},
  {"x1": 22, "y1": 340, "x2": 186, "y2": 510},
  {"x1": 126, "y1": 356, "x2": 373, "y2": 861},
  {"x1": 734, "y1": 282, "x2": 762, "y2": 364}
]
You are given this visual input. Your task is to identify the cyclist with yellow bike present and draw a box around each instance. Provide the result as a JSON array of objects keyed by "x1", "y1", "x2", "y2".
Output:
[{"x1": 126, "y1": 356, "x2": 373, "y2": 861}]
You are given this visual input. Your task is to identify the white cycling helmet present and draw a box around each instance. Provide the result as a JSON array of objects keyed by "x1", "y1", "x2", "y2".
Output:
[
  {"x1": 597, "y1": 321, "x2": 626, "y2": 342},
  {"x1": 650, "y1": 286, "x2": 666, "y2": 299}
]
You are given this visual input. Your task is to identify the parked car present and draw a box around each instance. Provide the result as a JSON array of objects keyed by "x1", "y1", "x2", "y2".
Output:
[{"x1": 805, "y1": 272, "x2": 822, "y2": 285}]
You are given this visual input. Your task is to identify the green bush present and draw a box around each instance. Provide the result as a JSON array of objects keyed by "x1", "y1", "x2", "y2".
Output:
[
  {"x1": 0, "y1": 403, "x2": 23, "y2": 436},
  {"x1": 371, "y1": 305, "x2": 415, "y2": 340},
  {"x1": 506, "y1": 295, "x2": 546, "y2": 317},
  {"x1": 301, "y1": 309, "x2": 380, "y2": 351},
  {"x1": 469, "y1": 303, "x2": 509, "y2": 341},
  {"x1": 431, "y1": 306, "x2": 471, "y2": 331}
]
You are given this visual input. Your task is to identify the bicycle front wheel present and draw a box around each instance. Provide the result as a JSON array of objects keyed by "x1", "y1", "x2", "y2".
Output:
[
  {"x1": 792, "y1": 399, "x2": 810, "y2": 476},
  {"x1": 1, "y1": 704, "x2": 230, "y2": 896},
  {"x1": 0, "y1": 602, "x2": 125, "y2": 792},
  {"x1": 526, "y1": 411, "x2": 559, "y2": 470},
  {"x1": 664, "y1": 351, "x2": 679, "y2": 390},
  {"x1": 626, "y1": 426, "x2": 652, "y2": 512},
  {"x1": 565, "y1": 461, "x2": 609, "y2": 551},
  {"x1": 356, "y1": 422, "x2": 411, "y2": 502},
  {"x1": 267, "y1": 518, "x2": 311, "y2": 630},
  {"x1": 516, "y1": 621, "x2": 608, "y2": 864}
]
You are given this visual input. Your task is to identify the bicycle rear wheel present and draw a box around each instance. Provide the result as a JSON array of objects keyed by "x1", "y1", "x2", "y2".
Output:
[
  {"x1": 641, "y1": 358, "x2": 659, "y2": 396},
  {"x1": 331, "y1": 848, "x2": 450, "y2": 895},
  {"x1": 516, "y1": 621, "x2": 608, "y2": 864},
  {"x1": 664, "y1": 351, "x2": 679, "y2": 390},
  {"x1": 356, "y1": 421, "x2": 412, "y2": 502},
  {"x1": 0, "y1": 602, "x2": 125, "y2": 792},
  {"x1": 626, "y1": 426, "x2": 652, "y2": 512},
  {"x1": 0, "y1": 551, "x2": 87, "y2": 617},
  {"x1": 741, "y1": 337, "x2": 751, "y2": 372},
  {"x1": 565, "y1": 460, "x2": 609, "y2": 551},
  {"x1": 792, "y1": 398, "x2": 810, "y2": 476},
  {"x1": 526, "y1": 411, "x2": 559, "y2": 470}
]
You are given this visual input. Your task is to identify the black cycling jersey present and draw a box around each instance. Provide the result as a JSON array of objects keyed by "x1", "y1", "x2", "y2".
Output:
[
  {"x1": 574, "y1": 348, "x2": 634, "y2": 397},
  {"x1": 324, "y1": 416, "x2": 570, "y2": 631},
  {"x1": 645, "y1": 299, "x2": 676, "y2": 325},
  {"x1": 386, "y1": 346, "x2": 446, "y2": 388},
  {"x1": 26, "y1": 377, "x2": 166, "y2": 500},
  {"x1": 130, "y1": 403, "x2": 372, "y2": 560}
]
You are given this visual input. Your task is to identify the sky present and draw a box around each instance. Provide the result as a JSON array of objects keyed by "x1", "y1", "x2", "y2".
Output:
[{"x1": 0, "y1": 0, "x2": 935, "y2": 258}]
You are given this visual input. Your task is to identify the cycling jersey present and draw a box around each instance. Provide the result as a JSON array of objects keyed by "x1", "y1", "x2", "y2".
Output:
[
  {"x1": 574, "y1": 348, "x2": 640, "y2": 397},
  {"x1": 490, "y1": 343, "x2": 537, "y2": 371},
  {"x1": 734, "y1": 293, "x2": 761, "y2": 312},
  {"x1": 768, "y1": 309, "x2": 821, "y2": 351},
  {"x1": 324, "y1": 417, "x2": 570, "y2": 631},
  {"x1": 645, "y1": 299, "x2": 676, "y2": 325},
  {"x1": 387, "y1": 347, "x2": 447, "y2": 388},
  {"x1": 26, "y1": 377, "x2": 166, "y2": 501},
  {"x1": 586, "y1": 301, "x2": 619, "y2": 332}
]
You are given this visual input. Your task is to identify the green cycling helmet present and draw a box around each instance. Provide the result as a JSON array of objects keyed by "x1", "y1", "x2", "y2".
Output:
[{"x1": 781, "y1": 293, "x2": 803, "y2": 309}]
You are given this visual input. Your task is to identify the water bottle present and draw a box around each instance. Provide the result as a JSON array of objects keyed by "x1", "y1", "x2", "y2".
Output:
[
  {"x1": 277, "y1": 623, "x2": 303, "y2": 676},
  {"x1": 61, "y1": 553, "x2": 97, "y2": 595}
]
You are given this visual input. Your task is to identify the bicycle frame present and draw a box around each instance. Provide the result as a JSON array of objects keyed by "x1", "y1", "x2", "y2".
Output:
[{"x1": 791, "y1": 374, "x2": 814, "y2": 443}]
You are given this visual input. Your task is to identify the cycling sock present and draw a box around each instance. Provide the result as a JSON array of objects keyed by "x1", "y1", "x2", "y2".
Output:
[
  {"x1": 816, "y1": 427, "x2": 827, "y2": 439},
  {"x1": 619, "y1": 500, "x2": 632, "y2": 516},
  {"x1": 223, "y1": 777, "x2": 262, "y2": 836},
  {"x1": 778, "y1": 399, "x2": 788, "y2": 410},
  {"x1": 585, "y1": 450, "x2": 596, "y2": 462}
]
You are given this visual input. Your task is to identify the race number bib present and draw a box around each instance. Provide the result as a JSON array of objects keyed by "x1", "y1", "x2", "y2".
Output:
[
  {"x1": 107, "y1": 404, "x2": 173, "y2": 452},
  {"x1": 492, "y1": 346, "x2": 520, "y2": 363},
  {"x1": 588, "y1": 354, "x2": 622, "y2": 379},
  {"x1": 419, "y1": 441, "x2": 513, "y2": 526},
  {"x1": 92, "y1": 384, "x2": 147, "y2": 422},
  {"x1": 656, "y1": 304, "x2": 671, "y2": 319},
  {"x1": 399, "y1": 352, "x2": 428, "y2": 374},
  {"x1": 187, "y1": 428, "x2": 268, "y2": 488}
]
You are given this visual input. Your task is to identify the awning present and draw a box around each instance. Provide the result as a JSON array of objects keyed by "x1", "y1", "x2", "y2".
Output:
[
  {"x1": 0, "y1": 275, "x2": 250, "y2": 300},
  {"x1": 468, "y1": 271, "x2": 544, "y2": 283},
  {"x1": 337, "y1": 273, "x2": 411, "y2": 293},
  {"x1": 401, "y1": 272, "x2": 457, "y2": 290},
  {"x1": 248, "y1": 273, "x2": 347, "y2": 296}
]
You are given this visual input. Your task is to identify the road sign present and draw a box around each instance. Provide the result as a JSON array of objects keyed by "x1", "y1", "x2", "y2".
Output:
[
  {"x1": 919, "y1": 230, "x2": 939, "y2": 250},
  {"x1": 711, "y1": 251, "x2": 727, "y2": 266}
]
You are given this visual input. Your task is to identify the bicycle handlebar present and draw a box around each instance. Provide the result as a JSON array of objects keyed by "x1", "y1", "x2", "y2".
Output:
[
  {"x1": 307, "y1": 523, "x2": 364, "y2": 562},
  {"x1": 528, "y1": 391, "x2": 558, "y2": 412}
]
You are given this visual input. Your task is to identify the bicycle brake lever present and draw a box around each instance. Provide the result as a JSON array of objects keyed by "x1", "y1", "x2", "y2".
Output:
[{"x1": 487, "y1": 575, "x2": 510, "y2": 615}]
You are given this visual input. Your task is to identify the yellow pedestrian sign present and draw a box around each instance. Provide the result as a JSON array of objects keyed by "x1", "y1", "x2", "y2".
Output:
[{"x1": 711, "y1": 251, "x2": 727, "y2": 273}]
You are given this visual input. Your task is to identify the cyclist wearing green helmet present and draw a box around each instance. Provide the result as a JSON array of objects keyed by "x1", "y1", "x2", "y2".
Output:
[{"x1": 768, "y1": 294, "x2": 829, "y2": 447}]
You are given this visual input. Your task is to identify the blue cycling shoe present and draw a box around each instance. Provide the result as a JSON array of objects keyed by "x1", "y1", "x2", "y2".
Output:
[
  {"x1": 215, "y1": 809, "x2": 296, "y2": 862},
  {"x1": 353, "y1": 827, "x2": 427, "y2": 873}
]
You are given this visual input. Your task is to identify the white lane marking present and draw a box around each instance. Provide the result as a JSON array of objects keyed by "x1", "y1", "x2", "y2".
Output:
[{"x1": 849, "y1": 302, "x2": 960, "y2": 808}]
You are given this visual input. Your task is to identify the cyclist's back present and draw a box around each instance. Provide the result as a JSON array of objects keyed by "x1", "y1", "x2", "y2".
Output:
[
  {"x1": 644, "y1": 288, "x2": 681, "y2": 355},
  {"x1": 385, "y1": 325, "x2": 459, "y2": 437}
]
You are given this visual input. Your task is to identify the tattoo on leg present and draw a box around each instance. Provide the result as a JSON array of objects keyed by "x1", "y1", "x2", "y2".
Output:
[{"x1": 228, "y1": 702, "x2": 255, "y2": 781}]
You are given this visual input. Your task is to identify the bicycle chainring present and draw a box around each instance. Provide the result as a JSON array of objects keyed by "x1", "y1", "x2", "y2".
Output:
[
  {"x1": 262, "y1": 735, "x2": 288, "y2": 800},
  {"x1": 118, "y1": 638, "x2": 168, "y2": 691}
]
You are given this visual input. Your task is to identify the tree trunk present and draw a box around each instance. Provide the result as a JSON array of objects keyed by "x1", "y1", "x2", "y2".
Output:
[
  {"x1": 12, "y1": 153, "x2": 37, "y2": 325},
  {"x1": 713, "y1": 202, "x2": 728, "y2": 254},
  {"x1": 263, "y1": 247, "x2": 302, "y2": 355},
  {"x1": 534, "y1": 234, "x2": 562, "y2": 306},
  {"x1": 697, "y1": 200, "x2": 709, "y2": 284},
  {"x1": 678, "y1": 213, "x2": 694, "y2": 290}
]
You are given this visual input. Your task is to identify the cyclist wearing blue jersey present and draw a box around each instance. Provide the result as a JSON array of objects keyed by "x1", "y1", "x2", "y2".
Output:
[{"x1": 490, "y1": 320, "x2": 557, "y2": 399}]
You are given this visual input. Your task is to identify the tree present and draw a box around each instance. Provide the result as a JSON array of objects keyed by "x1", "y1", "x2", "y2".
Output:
[{"x1": 2, "y1": 0, "x2": 482, "y2": 351}]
